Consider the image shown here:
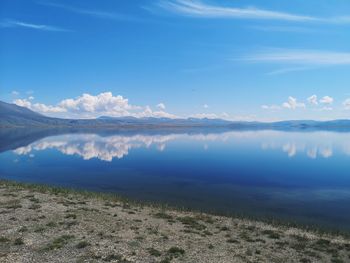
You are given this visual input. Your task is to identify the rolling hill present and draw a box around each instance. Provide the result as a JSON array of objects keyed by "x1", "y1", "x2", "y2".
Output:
[{"x1": 1, "y1": 100, "x2": 350, "y2": 130}]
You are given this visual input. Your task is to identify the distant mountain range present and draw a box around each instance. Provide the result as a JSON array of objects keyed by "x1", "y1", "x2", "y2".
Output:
[
  {"x1": 1, "y1": 100, "x2": 350, "y2": 130},
  {"x1": 0, "y1": 101, "x2": 232, "y2": 128}
]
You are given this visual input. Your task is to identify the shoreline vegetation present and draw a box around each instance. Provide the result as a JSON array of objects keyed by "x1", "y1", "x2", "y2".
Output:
[{"x1": 0, "y1": 180, "x2": 349, "y2": 263}]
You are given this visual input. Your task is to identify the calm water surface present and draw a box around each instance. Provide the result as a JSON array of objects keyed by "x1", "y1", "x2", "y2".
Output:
[{"x1": 1, "y1": 129, "x2": 350, "y2": 231}]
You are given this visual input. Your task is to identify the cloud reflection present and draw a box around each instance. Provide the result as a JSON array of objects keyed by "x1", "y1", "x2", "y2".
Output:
[
  {"x1": 13, "y1": 133, "x2": 229, "y2": 162},
  {"x1": 11, "y1": 131, "x2": 350, "y2": 161},
  {"x1": 261, "y1": 132, "x2": 339, "y2": 159}
]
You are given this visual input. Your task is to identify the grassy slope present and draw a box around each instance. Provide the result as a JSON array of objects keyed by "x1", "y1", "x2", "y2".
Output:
[{"x1": 0, "y1": 180, "x2": 349, "y2": 263}]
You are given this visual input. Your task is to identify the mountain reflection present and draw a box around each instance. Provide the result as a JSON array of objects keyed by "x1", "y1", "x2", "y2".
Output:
[{"x1": 10, "y1": 130, "x2": 350, "y2": 161}]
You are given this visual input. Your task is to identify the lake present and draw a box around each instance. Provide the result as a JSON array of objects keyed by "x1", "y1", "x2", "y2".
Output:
[{"x1": 1, "y1": 128, "x2": 350, "y2": 231}]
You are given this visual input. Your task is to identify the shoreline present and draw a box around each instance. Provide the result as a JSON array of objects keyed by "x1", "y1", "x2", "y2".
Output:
[
  {"x1": 1, "y1": 180, "x2": 347, "y2": 236},
  {"x1": 0, "y1": 180, "x2": 349, "y2": 262}
]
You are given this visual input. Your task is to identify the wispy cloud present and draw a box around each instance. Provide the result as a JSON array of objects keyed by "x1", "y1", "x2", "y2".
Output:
[
  {"x1": 265, "y1": 66, "x2": 319, "y2": 76},
  {"x1": 245, "y1": 49, "x2": 350, "y2": 65},
  {"x1": 248, "y1": 25, "x2": 318, "y2": 33},
  {"x1": 155, "y1": 0, "x2": 350, "y2": 24},
  {"x1": 1, "y1": 19, "x2": 69, "y2": 31},
  {"x1": 40, "y1": 2, "x2": 137, "y2": 21},
  {"x1": 242, "y1": 49, "x2": 350, "y2": 74},
  {"x1": 11, "y1": 91, "x2": 19, "y2": 96},
  {"x1": 261, "y1": 105, "x2": 281, "y2": 111},
  {"x1": 156, "y1": 0, "x2": 315, "y2": 21}
]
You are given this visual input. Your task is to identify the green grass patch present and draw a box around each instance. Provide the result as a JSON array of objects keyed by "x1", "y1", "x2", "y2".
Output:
[
  {"x1": 0, "y1": 237, "x2": 10, "y2": 243},
  {"x1": 227, "y1": 238, "x2": 239, "y2": 244},
  {"x1": 43, "y1": 235, "x2": 74, "y2": 251},
  {"x1": 147, "y1": 247, "x2": 161, "y2": 257},
  {"x1": 14, "y1": 238, "x2": 24, "y2": 245},
  {"x1": 154, "y1": 212, "x2": 173, "y2": 220},
  {"x1": 65, "y1": 214, "x2": 77, "y2": 219},
  {"x1": 34, "y1": 226, "x2": 45, "y2": 233},
  {"x1": 103, "y1": 254, "x2": 123, "y2": 261},
  {"x1": 46, "y1": 221, "x2": 57, "y2": 228},
  {"x1": 28, "y1": 204, "x2": 41, "y2": 210},
  {"x1": 29, "y1": 197, "x2": 40, "y2": 203},
  {"x1": 76, "y1": 241, "x2": 90, "y2": 249},
  {"x1": 167, "y1": 247, "x2": 185, "y2": 258},
  {"x1": 3, "y1": 200, "x2": 22, "y2": 209},
  {"x1": 18, "y1": 226, "x2": 28, "y2": 232},
  {"x1": 177, "y1": 216, "x2": 206, "y2": 231},
  {"x1": 331, "y1": 258, "x2": 344, "y2": 263},
  {"x1": 261, "y1": 229, "x2": 280, "y2": 239}
]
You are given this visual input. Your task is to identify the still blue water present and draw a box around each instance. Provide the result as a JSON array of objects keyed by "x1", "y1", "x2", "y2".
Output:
[{"x1": 1, "y1": 129, "x2": 350, "y2": 231}]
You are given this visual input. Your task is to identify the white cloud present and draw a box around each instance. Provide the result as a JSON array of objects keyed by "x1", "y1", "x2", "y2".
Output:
[
  {"x1": 189, "y1": 112, "x2": 246, "y2": 121},
  {"x1": 229, "y1": 114, "x2": 257, "y2": 122},
  {"x1": 11, "y1": 91, "x2": 19, "y2": 96},
  {"x1": 58, "y1": 92, "x2": 136, "y2": 113},
  {"x1": 157, "y1": 0, "x2": 315, "y2": 21},
  {"x1": 319, "y1": 96, "x2": 334, "y2": 105},
  {"x1": 139, "y1": 105, "x2": 178, "y2": 119},
  {"x1": 32, "y1": 103, "x2": 66, "y2": 113},
  {"x1": 282, "y1": 97, "x2": 305, "y2": 110},
  {"x1": 307, "y1": 95, "x2": 333, "y2": 110},
  {"x1": 221, "y1": 112, "x2": 229, "y2": 118},
  {"x1": 12, "y1": 92, "x2": 236, "y2": 120},
  {"x1": 203, "y1": 104, "x2": 209, "y2": 109},
  {"x1": 13, "y1": 99, "x2": 33, "y2": 109},
  {"x1": 343, "y1": 98, "x2": 350, "y2": 110},
  {"x1": 263, "y1": 95, "x2": 338, "y2": 112},
  {"x1": 307, "y1": 95, "x2": 318, "y2": 105},
  {"x1": 13, "y1": 92, "x2": 178, "y2": 119},
  {"x1": 1, "y1": 19, "x2": 69, "y2": 32},
  {"x1": 14, "y1": 98, "x2": 66, "y2": 113},
  {"x1": 189, "y1": 113, "x2": 218, "y2": 119},
  {"x1": 156, "y1": 103, "x2": 166, "y2": 110}
]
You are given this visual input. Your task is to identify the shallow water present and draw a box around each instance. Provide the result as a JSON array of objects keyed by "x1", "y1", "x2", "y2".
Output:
[{"x1": 1, "y1": 128, "x2": 350, "y2": 231}]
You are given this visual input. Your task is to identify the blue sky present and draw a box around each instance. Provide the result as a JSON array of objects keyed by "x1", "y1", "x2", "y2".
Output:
[{"x1": 1, "y1": 0, "x2": 350, "y2": 121}]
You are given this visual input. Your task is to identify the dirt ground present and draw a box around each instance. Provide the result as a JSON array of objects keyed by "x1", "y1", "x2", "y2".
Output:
[{"x1": 0, "y1": 181, "x2": 349, "y2": 263}]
